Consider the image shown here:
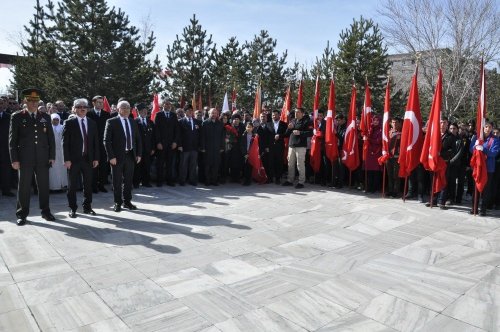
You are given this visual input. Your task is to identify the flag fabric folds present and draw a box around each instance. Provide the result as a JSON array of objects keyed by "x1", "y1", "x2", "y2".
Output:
[
  {"x1": 253, "y1": 85, "x2": 261, "y2": 120},
  {"x1": 103, "y1": 96, "x2": 111, "y2": 113},
  {"x1": 248, "y1": 135, "x2": 268, "y2": 183},
  {"x1": 325, "y1": 79, "x2": 338, "y2": 162},
  {"x1": 280, "y1": 86, "x2": 291, "y2": 123},
  {"x1": 310, "y1": 76, "x2": 321, "y2": 173},
  {"x1": 342, "y1": 85, "x2": 360, "y2": 171},
  {"x1": 131, "y1": 107, "x2": 138, "y2": 119},
  {"x1": 378, "y1": 79, "x2": 391, "y2": 165},
  {"x1": 419, "y1": 69, "x2": 447, "y2": 193},
  {"x1": 150, "y1": 94, "x2": 160, "y2": 122},
  {"x1": 470, "y1": 59, "x2": 488, "y2": 193},
  {"x1": 222, "y1": 92, "x2": 230, "y2": 113},
  {"x1": 296, "y1": 80, "x2": 304, "y2": 108},
  {"x1": 398, "y1": 67, "x2": 423, "y2": 177},
  {"x1": 231, "y1": 88, "x2": 237, "y2": 111},
  {"x1": 360, "y1": 81, "x2": 373, "y2": 162}
]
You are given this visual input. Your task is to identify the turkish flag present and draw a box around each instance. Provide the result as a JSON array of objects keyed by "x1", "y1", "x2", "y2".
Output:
[
  {"x1": 310, "y1": 76, "x2": 321, "y2": 173},
  {"x1": 280, "y1": 86, "x2": 291, "y2": 123},
  {"x1": 378, "y1": 79, "x2": 391, "y2": 165},
  {"x1": 103, "y1": 96, "x2": 111, "y2": 113},
  {"x1": 398, "y1": 68, "x2": 423, "y2": 177},
  {"x1": 231, "y1": 88, "x2": 237, "y2": 111},
  {"x1": 360, "y1": 81, "x2": 373, "y2": 162},
  {"x1": 248, "y1": 135, "x2": 268, "y2": 184},
  {"x1": 325, "y1": 79, "x2": 338, "y2": 162},
  {"x1": 342, "y1": 85, "x2": 360, "y2": 171},
  {"x1": 253, "y1": 85, "x2": 261, "y2": 120},
  {"x1": 296, "y1": 80, "x2": 304, "y2": 108},
  {"x1": 150, "y1": 94, "x2": 160, "y2": 122},
  {"x1": 470, "y1": 59, "x2": 488, "y2": 193},
  {"x1": 131, "y1": 107, "x2": 138, "y2": 119},
  {"x1": 419, "y1": 69, "x2": 447, "y2": 193}
]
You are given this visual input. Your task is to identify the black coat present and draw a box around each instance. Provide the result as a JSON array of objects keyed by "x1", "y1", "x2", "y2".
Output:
[
  {"x1": 0, "y1": 111, "x2": 11, "y2": 163},
  {"x1": 62, "y1": 117, "x2": 99, "y2": 163},
  {"x1": 86, "y1": 109, "x2": 110, "y2": 141},
  {"x1": 285, "y1": 117, "x2": 313, "y2": 148},
  {"x1": 201, "y1": 119, "x2": 224, "y2": 162},
  {"x1": 9, "y1": 110, "x2": 55, "y2": 165},
  {"x1": 154, "y1": 111, "x2": 179, "y2": 146},
  {"x1": 266, "y1": 120, "x2": 288, "y2": 147},
  {"x1": 135, "y1": 116, "x2": 155, "y2": 155},
  {"x1": 178, "y1": 117, "x2": 201, "y2": 152},
  {"x1": 104, "y1": 116, "x2": 142, "y2": 163}
]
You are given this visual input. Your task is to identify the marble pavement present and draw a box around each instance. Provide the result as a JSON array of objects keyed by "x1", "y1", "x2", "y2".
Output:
[{"x1": 1, "y1": 183, "x2": 500, "y2": 331}]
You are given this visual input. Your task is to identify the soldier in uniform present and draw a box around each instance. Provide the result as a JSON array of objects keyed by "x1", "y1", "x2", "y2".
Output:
[{"x1": 9, "y1": 88, "x2": 56, "y2": 225}]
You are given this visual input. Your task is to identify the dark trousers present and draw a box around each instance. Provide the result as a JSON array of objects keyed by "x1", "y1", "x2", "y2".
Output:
[
  {"x1": 134, "y1": 152, "x2": 151, "y2": 186},
  {"x1": 67, "y1": 159, "x2": 92, "y2": 210},
  {"x1": 243, "y1": 160, "x2": 252, "y2": 184},
  {"x1": 111, "y1": 153, "x2": 135, "y2": 204},
  {"x1": 332, "y1": 158, "x2": 346, "y2": 188},
  {"x1": 179, "y1": 151, "x2": 198, "y2": 184},
  {"x1": 204, "y1": 152, "x2": 221, "y2": 184},
  {"x1": 16, "y1": 164, "x2": 50, "y2": 218},
  {"x1": 93, "y1": 150, "x2": 109, "y2": 189},
  {"x1": 456, "y1": 164, "x2": 466, "y2": 203},
  {"x1": 0, "y1": 162, "x2": 12, "y2": 193},
  {"x1": 386, "y1": 158, "x2": 400, "y2": 196},
  {"x1": 366, "y1": 170, "x2": 381, "y2": 193},
  {"x1": 156, "y1": 148, "x2": 175, "y2": 184},
  {"x1": 269, "y1": 144, "x2": 284, "y2": 181}
]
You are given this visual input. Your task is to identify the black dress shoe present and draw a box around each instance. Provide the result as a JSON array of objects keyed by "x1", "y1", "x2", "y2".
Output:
[
  {"x1": 295, "y1": 183, "x2": 304, "y2": 189},
  {"x1": 2, "y1": 191, "x2": 15, "y2": 197},
  {"x1": 98, "y1": 186, "x2": 108, "y2": 193},
  {"x1": 41, "y1": 212, "x2": 56, "y2": 221},
  {"x1": 83, "y1": 208, "x2": 96, "y2": 215},
  {"x1": 69, "y1": 210, "x2": 77, "y2": 218},
  {"x1": 113, "y1": 203, "x2": 122, "y2": 212},
  {"x1": 282, "y1": 181, "x2": 293, "y2": 186},
  {"x1": 17, "y1": 217, "x2": 27, "y2": 226},
  {"x1": 123, "y1": 202, "x2": 137, "y2": 210},
  {"x1": 143, "y1": 183, "x2": 152, "y2": 187}
]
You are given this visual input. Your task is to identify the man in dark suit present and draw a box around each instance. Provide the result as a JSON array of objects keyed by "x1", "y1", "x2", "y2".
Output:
[
  {"x1": 178, "y1": 104, "x2": 201, "y2": 186},
  {"x1": 267, "y1": 110, "x2": 288, "y2": 184},
  {"x1": 9, "y1": 88, "x2": 56, "y2": 225},
  {"x1": 134, "y1": 103, "x2": 155, "y2": 188},
  {"x1": 104, "y1": 100, "x2": 142, "y2": 212},
  {"x1": 154, "y1": 99, "x2": 179, "y2": 187},
  {"x1": 62, "y1": 98, "x2": 100, "y2": 218},
  {"x1": 87, "y1": 95, "x2": 111, "y2": 193},
  {"x1": 0, "y1": 97, "x2": 14, "y2": 196},
  {"x1": 255, "y1": 113, "x2": 271, "y2": 183},
  {"x1": 201, "y1": 108, "x2": 225, "y2": 186}
]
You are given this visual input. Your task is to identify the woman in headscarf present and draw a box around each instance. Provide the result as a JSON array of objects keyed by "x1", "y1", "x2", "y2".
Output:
[
  {"x1": 49, "y1": 113, "x2": 68, "y2": 191},
  {"x1": 365, "y1": 114, "x2": 383, "y2": 193}
]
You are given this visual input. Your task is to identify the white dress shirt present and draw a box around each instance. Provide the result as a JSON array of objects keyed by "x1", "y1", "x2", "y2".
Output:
[{"x1": 119, "y1": 115, "x2": 132, "y2": 151}]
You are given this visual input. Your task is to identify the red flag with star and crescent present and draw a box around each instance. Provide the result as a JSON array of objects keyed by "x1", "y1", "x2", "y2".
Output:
[
  {"x1": 310, "y1": 76, "x2": 322, "y2": 173},
  {"x1": 150, "y1": 94, "x2": 160, "y2": 122},
  {"x1": 360, "y1": 81, "x2": 373, "y2": 162},
  {"x1": 398, "y1": 66, "x2": 423, "y2": 177},
  {"x1": 325, "y1": 78, "x2": 338, "y2": 162},
  {"x1": 378, "y1": 79, "x2": 391, "y2": 165},
  {"x1": 342, "y1": 85, "x2": 360, "y2": 171},
  {"x1": 248, "y1": 135, "x2": 268, "y2": 184},
  {"x1": 102, "y1": 96, "x2": 111, "y2": 113}
]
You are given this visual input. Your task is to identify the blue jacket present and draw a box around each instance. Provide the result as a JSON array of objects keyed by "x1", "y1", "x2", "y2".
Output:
[{"x1": 469, "y1": 134, "x2": 499, "y2": 173}]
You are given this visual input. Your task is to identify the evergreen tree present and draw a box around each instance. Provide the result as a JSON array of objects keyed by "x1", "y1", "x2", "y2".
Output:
[
  {"x1": 14, "y1": 0, "x2": 160, "y2": 104},
  {"x1": 334, "y1": 16, "x2": 391, "y2": 114},
  {"x1": 164, "y1": 14, "x2": 216, "y2": 106}
]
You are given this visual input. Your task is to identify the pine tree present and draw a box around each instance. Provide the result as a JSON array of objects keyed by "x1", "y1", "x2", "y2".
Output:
[
  {"x1": 334, "y1": 17, "x2": 391, "y2": 114},
  {"x1": 165, "y1": 14, "x2": 216, "y2": 106},
  {"x1": 14, "y1": 0, "x2": 160, "y2": 104}
]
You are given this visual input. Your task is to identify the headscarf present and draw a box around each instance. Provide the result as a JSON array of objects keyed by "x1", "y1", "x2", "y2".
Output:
[{"x1": 51, "y1": 113, "x2": 63, "y2": 134}]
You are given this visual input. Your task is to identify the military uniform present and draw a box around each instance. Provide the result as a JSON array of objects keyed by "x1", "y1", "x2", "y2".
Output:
[{"x1": 9, "y1": 89, "x2": 56, "y2": 224}]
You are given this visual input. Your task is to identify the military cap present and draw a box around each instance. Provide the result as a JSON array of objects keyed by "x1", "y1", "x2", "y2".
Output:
[{"x1": 22, "y1": 88, "x2": 42, "y2": 101}]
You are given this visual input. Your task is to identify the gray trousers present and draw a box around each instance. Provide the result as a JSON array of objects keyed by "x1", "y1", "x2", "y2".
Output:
[
  {"x1": 179, "y1": 151, "x2": 198, "y2": 184},
  {"x1": 287, "y1": 146, "x2": 306, "y2": 184}
]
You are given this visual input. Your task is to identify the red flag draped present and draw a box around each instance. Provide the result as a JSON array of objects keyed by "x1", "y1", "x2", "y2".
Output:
[
  {"x1": 150, "y1": 94, "x2": 160, "y2": 122},
  {"x1": 325, "y1": 79, "x2": 338, "y2": 162},
  {"x1": 419, "y1": 69, "x2": 447, "y2": 193},
  {"x1": 378, "y1": 80, "x2": 391, "y2": 165},
  {"x1": 296, "y1": 80, "x2": 304, "y2": 108},
  {"x1": 310, "y1": 76, "x2": 321, "y2": 173},
  {"x1": 342, "y1": 85, "x2": 360, "y2": 171},
  {"x1": 253, "y1": 85, "x2": 261, "y2": 120},
  {"x1": 248, "y1": 135, "x2": 268, "y2": 183},
  {"x1": 280, "y1": 86, "x2": 291, "y2": 123},
  {"x1": 398, "y1": 67, "x2": 423, "y2": 177},
  {"x1": 231, "y1": 88, "x2": 237, "y2": 111},
  {"x1": 103, "y1": 96, "x2": 111, "y2": 113},
  {"x1": 360, "y1": 81, "x2": 373, "y2": 162},
  {"x1": 470, "y1": 59, "x2": 488, "y2": 193},
  {"x1": 192, "y1": 91, "x2": 197, "y2": 113},
  {"x1": 131, "y1": 107, "x2": 138, "y2": 119}
]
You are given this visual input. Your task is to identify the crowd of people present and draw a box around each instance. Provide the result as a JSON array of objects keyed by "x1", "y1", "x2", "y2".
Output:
[{"x1": 1, "y1": 89, "x2": 499, "y2": 225}]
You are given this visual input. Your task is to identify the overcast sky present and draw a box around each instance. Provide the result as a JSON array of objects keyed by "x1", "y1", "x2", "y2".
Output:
[{"x1": 0, "y1": 0, "x2": 382, "y2": 94}]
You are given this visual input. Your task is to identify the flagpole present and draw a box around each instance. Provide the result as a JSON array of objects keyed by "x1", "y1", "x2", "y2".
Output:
[
  {"x1": 403, "y1": 177, "x2": 408, "y2": 202},
  {"x1": 382, "y1": 165, "x2": 386, "y2": 198},
  {"x1": 430, "y1": 173, "x2": 436, "y2": 208},
  {"x1": 473, "y1": 186, "x2": 479, "y2": 216}
]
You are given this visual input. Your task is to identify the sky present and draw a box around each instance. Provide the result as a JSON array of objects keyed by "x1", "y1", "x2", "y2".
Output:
[{"x1": 0, "y1": 0, "x2": 382, "y2": 95}]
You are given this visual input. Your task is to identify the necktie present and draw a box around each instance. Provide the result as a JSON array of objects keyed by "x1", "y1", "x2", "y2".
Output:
[
  {"x1": 31, "y1": 113, "x2": 35, "y2": 121},
  {"x1": 97, "y1": 111, "x2": 100, "y2": 118},
  {"x1": 190, "y1": 118, "x2": 193, "y2": 130},
  {"x1": 81, "y1": 119, "x2": 88, "y2": 155},
  {"x1": 143, "y1": 118, "x2": 147, "y2": 126},
  {"x1": 124, "y1": 118, "x2": 132, "y2": 151}
]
